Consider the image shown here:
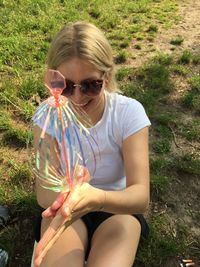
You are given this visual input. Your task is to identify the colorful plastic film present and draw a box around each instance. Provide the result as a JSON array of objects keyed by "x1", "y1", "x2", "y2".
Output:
[{"x1": 31, "y1": 69, "x2": 98, "y2": 192}]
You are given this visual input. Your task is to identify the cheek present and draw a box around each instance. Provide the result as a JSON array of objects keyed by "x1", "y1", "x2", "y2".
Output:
[{"x1": 91, "y1": 93, "x2": 103, "y2": 103}]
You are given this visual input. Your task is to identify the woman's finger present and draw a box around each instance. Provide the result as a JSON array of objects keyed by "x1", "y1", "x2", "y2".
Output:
[
  {"x1": 42, "y1": 190, "x2": 71, "y2": 219},
  {"x1": 51, "y1": 190, "x2": 70, "y2": 210},
  {"x1": 42, "y1": 207, "x2": 57, "y2": 218}
]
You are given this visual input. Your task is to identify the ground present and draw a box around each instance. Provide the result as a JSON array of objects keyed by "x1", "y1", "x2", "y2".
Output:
[
  {"x1": 130, "y1": 0, "x2": 200, "y2": 68},
  {"x1": 130, "y1": 1, "x2": 200, "y2": 265},
  {"x1": 0, "y1": 0, "x2": 200, "y2": 266}
]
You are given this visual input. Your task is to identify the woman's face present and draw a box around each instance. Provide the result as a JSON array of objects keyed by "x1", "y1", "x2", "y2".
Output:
[{"x1": 57, "y1": 57, "x2": 106, "y2": 124}]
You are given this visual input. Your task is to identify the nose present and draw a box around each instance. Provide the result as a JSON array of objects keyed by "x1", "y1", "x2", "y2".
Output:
[{"x1": 70, "y1": 85, "x2": 85, "y2": 104}]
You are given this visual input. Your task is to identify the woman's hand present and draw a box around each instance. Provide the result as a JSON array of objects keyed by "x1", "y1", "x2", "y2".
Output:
[
  {"x1": 34, "y1": 164, "x2": 106, "y2": 267},
  {"x1": 63, "y1": 182, "x2": 105, "y2": 216},
  {"x1": 42, "y1": 164, "x2": 104, "y2": 219},
  {"x1": 43, "y1": 182, "x2": 105, "y2": 219}
]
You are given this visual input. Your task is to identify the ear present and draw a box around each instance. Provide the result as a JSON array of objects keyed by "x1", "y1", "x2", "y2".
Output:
[
  {"x1": 103, "y1": 69, "x2": 112, "y2": 84},
  {"x1": 104, "y1": 78, "x2": 109, "y2": 86}
]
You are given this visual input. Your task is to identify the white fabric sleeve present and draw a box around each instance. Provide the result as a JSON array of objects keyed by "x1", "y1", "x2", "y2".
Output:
[
  {"x1": 121, "y1": 99, "x2": 151, "y2": 140},
  {"x1": 32, "y1": 105, "x2": 58, "y2": 138}
]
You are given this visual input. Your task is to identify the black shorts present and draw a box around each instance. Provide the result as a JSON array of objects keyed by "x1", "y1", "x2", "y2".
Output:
[{"x1": 34, "y1": 211, "x2": 149, "y2": 260}]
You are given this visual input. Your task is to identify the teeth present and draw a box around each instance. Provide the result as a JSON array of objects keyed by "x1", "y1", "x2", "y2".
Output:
[{"x1": 71, "y1": 100, "x2": 90, "y2": 107}]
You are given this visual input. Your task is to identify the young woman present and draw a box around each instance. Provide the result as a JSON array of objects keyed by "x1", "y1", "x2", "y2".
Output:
[{"x1": 32, "y1": 21, "x2": 151, "y2": 267}]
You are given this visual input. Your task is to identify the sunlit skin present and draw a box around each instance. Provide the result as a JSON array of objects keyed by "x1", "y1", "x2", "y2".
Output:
[{"x1": 58, "y1": 58, "x2": 107, "y2": 125}]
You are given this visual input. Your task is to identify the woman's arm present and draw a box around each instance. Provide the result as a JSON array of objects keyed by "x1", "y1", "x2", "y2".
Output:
[
  {"x1": 101, "y1": 126, "x2": 150, "y2": 214},
  {"x1": 33, "y1": 125, "x2": 60, "y2": 208}
]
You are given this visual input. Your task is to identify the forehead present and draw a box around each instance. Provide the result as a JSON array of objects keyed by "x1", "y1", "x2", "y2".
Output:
[{"x1": 57, "y1": 58, "x2": 102, "y2": 81}]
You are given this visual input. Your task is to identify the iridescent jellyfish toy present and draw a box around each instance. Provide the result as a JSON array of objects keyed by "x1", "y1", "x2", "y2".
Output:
[
  {"x1": 32, "y1": 69, "x2": 98, "y2": 194},
  {"x1": 31, "y1": 69, "x2": 99, "y2": 266}
]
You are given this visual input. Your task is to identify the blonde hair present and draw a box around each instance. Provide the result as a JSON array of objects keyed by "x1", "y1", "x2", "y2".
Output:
[{"x1": 47, "y1": 21, "x2": 118, "y2": 92}]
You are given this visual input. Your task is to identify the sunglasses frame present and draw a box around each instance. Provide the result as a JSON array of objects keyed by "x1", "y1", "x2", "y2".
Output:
[{"x1": 62, "y1": 75, "x2": 105, "y2": 97}]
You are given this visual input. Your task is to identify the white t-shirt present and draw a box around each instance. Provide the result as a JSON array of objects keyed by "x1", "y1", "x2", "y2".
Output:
[
  {"x1": 85, "y1": 92, "x2": 151, "y2": 190},
  {"x1": 33, "y1": 92, "x2": 151, "y2": 191}
]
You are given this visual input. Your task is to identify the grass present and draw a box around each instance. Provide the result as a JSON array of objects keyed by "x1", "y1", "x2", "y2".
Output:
[
  {"x1": 147, "y1": 24, "x2": 158, "y2": 33},
  {"x1": 178, "y1": 50, "x2": 193, "y2": 64},
  {"x1": 116, "y1": 66, "x2": 133, "y2": 81},
  {"x1": 137, "y1": 215, "x2": 182, "y2": 266},
  {"x1": 152, "y1": 139, "x2": 171, "y2": 154},
  {"x1": 178, "y1": 119, "x2": 200, "y2": 142},
  {"x1": 0, "y1": 109, "x2": 30, "y2": 147},
  {"x1": 150, "y1": 174, "x2": 169, "y2": 194},
  {"x1": 152, "y1": 52, "x2": 173, "y2": 66},
  {"x1": 134, "y1": 43, "x2": 142, "y2": 50},
  {"x1": 7, "y1": 160, "x2": 32, "y2": 185},
  {"x1": 115, "y1": 50, "x2": 129, "y2": 64},
  {"x1": 182, "y1": 75, "x2": 200, "y2": 112},
  {"x1": 136, "y1": 61, "x2": 174, "y2": 93},
  {"x1": 175, "y1": 153, "x2": 200, "y2": 176},
  {"x1": 18, "y1": 77, "x2": 48, "y2": 100},
  {"x1": 171, "y1": 64, "x2": 188, "y2": 76},
  {"x1": 192, "y1": 54, "x2": 200, "y2": 65},
  {"x1": 0, "y1": 1, "x2": 200, "y2": 266},
  {"x1": 170, "y1": 35, "x2": 184, "y2": 45}
]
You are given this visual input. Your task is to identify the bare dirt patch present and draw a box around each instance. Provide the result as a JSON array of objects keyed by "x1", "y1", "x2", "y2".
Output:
[{"x1": 130, "y1": 0, "x2": 200, "y2": 68}]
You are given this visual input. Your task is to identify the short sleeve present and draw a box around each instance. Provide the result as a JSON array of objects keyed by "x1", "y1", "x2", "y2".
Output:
[
  {"x1": 121, "y1": 99, "x2": 151, "y2": 140},
  {"x1": 32, "y1": 102, "x2": 56, "y2": 137}
]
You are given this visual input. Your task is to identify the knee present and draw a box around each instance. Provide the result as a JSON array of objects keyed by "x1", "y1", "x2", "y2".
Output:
[
  {"x1": 88, "y1": 215, "x2": 141, "y2": 267},
  {"x1": 95, "y1": 215, "x2": 141, "y2": 242},
  {"x1": 113, "y1": 215, "x2": 141, "y2": 236}
]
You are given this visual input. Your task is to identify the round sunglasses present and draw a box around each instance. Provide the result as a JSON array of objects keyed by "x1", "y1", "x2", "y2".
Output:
[{"x1": 62, "y1": 78, "x2": 104, "y2": 97}]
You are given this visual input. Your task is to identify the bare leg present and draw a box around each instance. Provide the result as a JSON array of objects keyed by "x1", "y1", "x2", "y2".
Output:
[
  {"x1": 86, "y1": 215, "x2": 141, "y2": 267},
  {"x1": 39, "y1": 217, "x2": 88, "y2": 267}
]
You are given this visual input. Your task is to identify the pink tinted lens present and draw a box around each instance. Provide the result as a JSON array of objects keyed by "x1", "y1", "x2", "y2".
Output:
[{"x1": 44, "y1": 70, "x2": 66, "y2": 96}]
